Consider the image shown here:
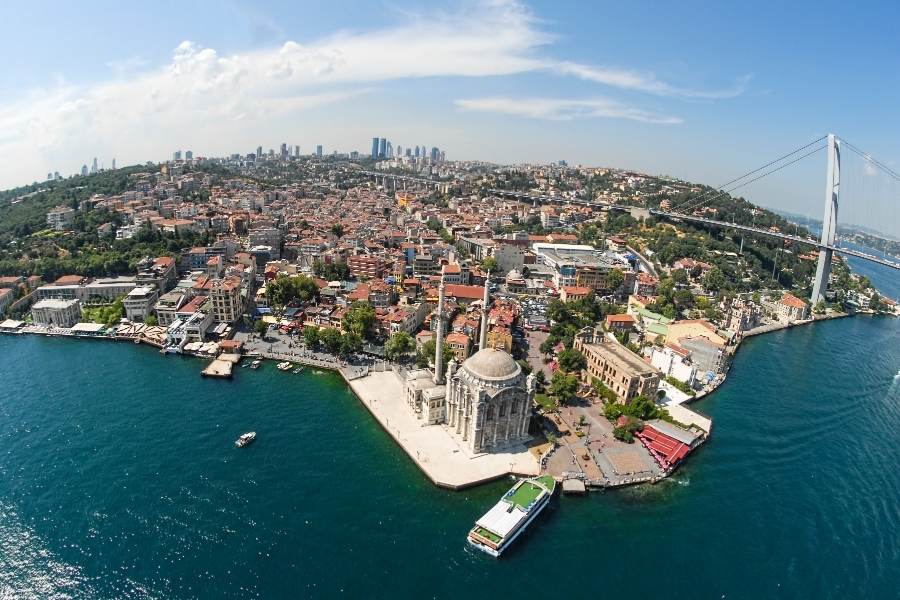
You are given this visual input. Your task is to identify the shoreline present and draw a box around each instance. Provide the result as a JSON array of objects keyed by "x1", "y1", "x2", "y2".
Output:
[{"x1": 2, "y1": 309, "x2": 893, "y2": 493}]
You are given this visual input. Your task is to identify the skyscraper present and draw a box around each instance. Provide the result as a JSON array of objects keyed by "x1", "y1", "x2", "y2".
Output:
[
  {"x1": 371, "y1": 137, "x2": 379, "y2": 158},
  {"x1": 280, "y1": 143, "x2": 288, "y2": 158},
  {"x1": 185, "y1": 150, "x2": 193, "y2": 160},
  {"x1": 397, "y1": 145, "x2": 402, "y2": 157},
  {"x1": 379, "y1": 138, "x2": 387, "y2": 158},
  {"x1": 405, "y1": 148, "x2": 412, "y2": 157},
  {"x1": 111, "y1": 158, "x2": 116, "y2": 170},
  {"x1": 81, "y1": 165, "x2": 88, "y2": 176},
  {"x1": 316, "y1": 145, "x2": 323, "y2": 157},
  {"x1": 257, "y1": 145, "x2": 263, "y2": 158},
  {"x1": 414, "y1": 146, "x2": 420, "y2": 158},
  {"x1": 386, "y1": 141, "x2": 393, "y2": 158},
  {"x1": 294, "y1": 145, "x2": 300, "y2": 158},
  {"x1": 91, "y1": 157, "x2": 98, "y2": 173},
  {"x1": 173, "y1": 150, "x2": 181, "y2": 161}
]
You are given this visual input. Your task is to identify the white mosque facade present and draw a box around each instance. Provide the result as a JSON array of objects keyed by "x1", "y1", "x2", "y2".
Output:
[{"x1": 403, "y1": 269, "x2": 534, "y2": 455}]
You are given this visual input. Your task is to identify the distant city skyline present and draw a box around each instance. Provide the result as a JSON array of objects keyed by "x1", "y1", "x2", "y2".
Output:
[{"x1": 1, "y1": 0, "x2": 898, "y2": 235}]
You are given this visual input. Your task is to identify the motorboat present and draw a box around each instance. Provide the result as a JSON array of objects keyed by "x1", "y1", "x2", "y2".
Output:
[{"x1": 235, "y1": 432, "x2": 256, "y2": 448}]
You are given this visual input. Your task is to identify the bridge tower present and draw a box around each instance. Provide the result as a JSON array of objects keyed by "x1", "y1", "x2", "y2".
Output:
[{"x1": 811, "y1": 134, "x2": 841, "y2": 303}]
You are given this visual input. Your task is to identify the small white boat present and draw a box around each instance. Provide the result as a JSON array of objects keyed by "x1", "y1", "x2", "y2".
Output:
[
  {"x1": 235, "y1": 432, "x2": 256, "y2": 448},
  {"x1": 250, "y1": 360, "x2": 262, "y2": 370},
  {"x1": 276, "y1": 361, "x2": 293, "y2": 371}
]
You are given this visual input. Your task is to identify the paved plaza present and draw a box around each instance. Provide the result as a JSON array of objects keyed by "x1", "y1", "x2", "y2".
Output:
[{"x1": 346, "y1": 370, "x2": 540, "y2": 489}]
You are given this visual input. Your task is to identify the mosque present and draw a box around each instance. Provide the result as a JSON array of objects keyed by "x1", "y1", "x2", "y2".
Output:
[{"x1": 404, "y1": 268, "x2": 534, "y2": 454}]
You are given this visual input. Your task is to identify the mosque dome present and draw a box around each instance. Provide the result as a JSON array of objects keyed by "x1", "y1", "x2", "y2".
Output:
[{"x1": 461, "y1": 348, "x2": 521, "y2": 382}]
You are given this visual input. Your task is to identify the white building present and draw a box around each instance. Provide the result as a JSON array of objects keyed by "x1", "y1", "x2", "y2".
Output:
[
  {"x1": 46, "y1": 206, "x2": 76, "y2": 231},
  {"x1": 650, "y1": 345, "x2": 698, "y2": 386},
  {"x1": 402, "y1": 275, "x2": 533, "y2": 454},
  {"x1": 443, "y1": 350, "x2": 534, "y2": 453},
  {"x1": 31, "y1": 299, "x2": 82, "y2": 327},
  {"x1": 154, "y1": 291, "x2": 186, "y2": 326},
  {"x1": 123, "y1": 286, "x2": 159, "y2": 322}
]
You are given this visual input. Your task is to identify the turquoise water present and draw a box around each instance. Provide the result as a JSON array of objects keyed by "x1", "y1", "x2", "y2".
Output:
[{"x1": 1, "y1": 316, "x2": 899, "y2": 598}]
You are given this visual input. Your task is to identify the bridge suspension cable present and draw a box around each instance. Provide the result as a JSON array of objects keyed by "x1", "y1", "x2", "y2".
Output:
[
  {"x1": 672, "y1": 143, "x2": 827, "y2": 217},
  {"x1": 667, "y1": 136, "x2": 827, "y2": 215},
  {"x1": 839, "y1": 138, "x2": 900, "y2": 184}
]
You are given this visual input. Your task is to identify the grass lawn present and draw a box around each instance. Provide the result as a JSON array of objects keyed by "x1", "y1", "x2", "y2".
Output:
[
  {"x1": 506, "y1": 481, "x2": 544, "y2": 509},
  {"x1": 534, "y1": 393, "x2": 558, "y2": 411},
  {"x1": 474, "y1": 526, "x2": 501, "y2": 544}
]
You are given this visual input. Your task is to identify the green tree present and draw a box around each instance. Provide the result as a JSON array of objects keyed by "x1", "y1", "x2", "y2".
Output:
[
  {"x1": 416, "y1": 339, "x2": 455, "y2": 371},
  {"x1": 703, "y1": 266, "x2": 726, "y2": 294},
  {"x1": 673, "y1": 289, "x2": 695, "y2": 310},
  {"x1": 342, "y1": 301, "x2": 376, "y2": 339},
  {"x1": 549, "y1": 371, "x2": 579, "y2": 404},
  {"x1": 385, "y1": 331, "x2": 414, "y2": 361},
  {"x1": 556, "y1": 348, "x2": 586, "y2": 373},
  {"x1": 604, "y1": 268, "x2": 625, "y2": 292},
  {"x1": 331, "y1": 224, "x2": 344, "y2": 238},
  {"x1": 339, "y1": 332, "x2": 363, "y2": 357},
  {"x1": 267, "y1": 274, "x2": 319, "y2": 306},
  {"x1": 144, "y1": 314, "x2": 158, "y2": 326},
  {"x1": 539, "y1": 338, "x2": 557, "y2": 356},
  {"x1": 320, "y1": 327, "x2": 343, "y2": 354},
  {"x1": 591, "y1": 378, "x2": 617, "y2": 402},
  {"x1": 303, "y1": 326, "x2": 320, "y2": 348},
  {"x1": 481, "y1": 256, "x2": 498, "y2": 273},
  {"x1": 254, "y1": 319, "x2": 269, "y2": 337}
]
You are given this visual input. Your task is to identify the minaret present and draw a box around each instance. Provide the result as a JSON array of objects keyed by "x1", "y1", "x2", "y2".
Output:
[
  {"x1": 479, "y1": 268, "x2": 490, "y2": 351},
  {"x1": 433, "y1": 266, "x2": 446, "y2": 384}
]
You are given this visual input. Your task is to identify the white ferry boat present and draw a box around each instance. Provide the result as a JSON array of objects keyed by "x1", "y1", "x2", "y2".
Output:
[{"x1": 467, "y1": 475, "x2": 556, "y2": 557}]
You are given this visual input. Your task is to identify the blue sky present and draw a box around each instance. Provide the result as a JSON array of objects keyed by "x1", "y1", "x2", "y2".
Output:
[{"x1": 1, "y1": 0, "x2": 898, "y2": 235}]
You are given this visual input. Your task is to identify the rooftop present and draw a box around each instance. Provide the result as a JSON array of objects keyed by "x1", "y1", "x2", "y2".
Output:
[{"x1": 462, "y1": 348, "x2": 520, "y2": 381}]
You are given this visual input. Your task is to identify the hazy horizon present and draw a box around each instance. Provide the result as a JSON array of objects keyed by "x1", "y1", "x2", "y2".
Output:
[{"x1": 1, "y1": 0, "x2": 898, "y2": 236}]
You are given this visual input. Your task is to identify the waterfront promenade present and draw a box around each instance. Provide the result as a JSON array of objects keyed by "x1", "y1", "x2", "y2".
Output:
[{"x1": 346, "y1": 370, "x2": 540, "y2": 489}]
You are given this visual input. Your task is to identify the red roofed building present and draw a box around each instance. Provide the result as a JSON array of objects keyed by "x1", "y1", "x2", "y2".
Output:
[
  {"x1": 446, "y1": 332, "x2": 472, "y2": 360},
  {"x1": 347, "y1": 254, "x2": 386, "y2": 279},
  {"x1": 606, "y1": 313, "x2": 636, "y2": 332},
  {"x1": 777, "y1": 292, "x2": 810, "y2": 321},
  {"x1": 560, "y1": 286, "x2": 591, "y2": 303},
  {"x1": 443, "y1": 284, "x2": 484, "y2": 302},
  {"x1": 634, "y1": 272, "x2": 659, "y2": 297},
  {"x1": 347, "y1": 284, "x2": 370, "y2": 303},
  {"x1": 635, "y1": 421, "x2": 702, "y2": 473},
  {"x1": 54, "y1": 275, "x2": 89, "y2": 287}
]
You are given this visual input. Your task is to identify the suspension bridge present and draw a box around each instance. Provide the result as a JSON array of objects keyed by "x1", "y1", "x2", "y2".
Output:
[{"x1": 358, "y1": 134, "x2": 900, "y2": 302}]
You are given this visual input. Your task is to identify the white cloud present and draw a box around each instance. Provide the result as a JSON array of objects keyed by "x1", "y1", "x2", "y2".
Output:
[
  {"x1": 0, "y1": 0, "x2": 743, "y2": 187},
  {"x1": 455, "y1": 97, "x2": 683, "y2": 124},
  {"x1": 862, "y1": 155, "x2": 878, "y2": 176},
  {"x1": 554, "y1": 62, "x2": 751, "y2": 99}
]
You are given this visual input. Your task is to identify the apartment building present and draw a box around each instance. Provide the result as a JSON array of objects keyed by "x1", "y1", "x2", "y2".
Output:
[
  {"x1": 574, "y1": 329, "x2": 660, "y2": 403},
  {"x1": 210, "y1": 277, "x2": 244, "y2": 324}
]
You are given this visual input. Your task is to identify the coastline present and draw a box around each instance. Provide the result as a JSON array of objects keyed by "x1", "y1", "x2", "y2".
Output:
[{"x1": 2, "y1": 308, "x2": 892, "y2": 494}]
